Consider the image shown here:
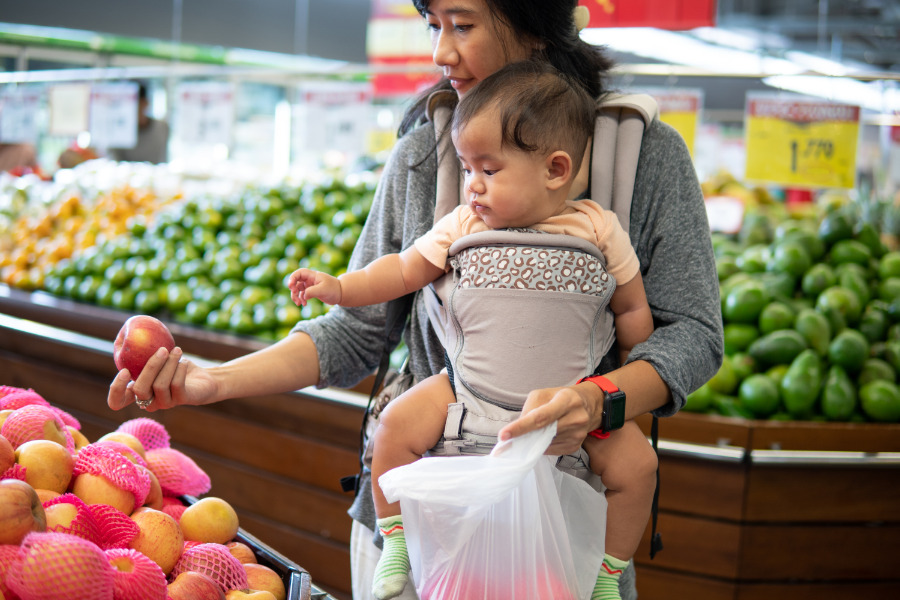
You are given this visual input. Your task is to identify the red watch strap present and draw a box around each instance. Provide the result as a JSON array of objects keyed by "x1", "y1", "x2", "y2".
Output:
[
  {"x1": 578, "y1": 374, "x2": 619, "y2": 393},
  {"x1": 578, "y1": 375, "x2": 617, "y2": 440}
]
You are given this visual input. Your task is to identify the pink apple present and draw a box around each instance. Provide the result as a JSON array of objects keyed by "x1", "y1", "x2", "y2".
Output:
[
  {"x1": 128, "y1": 507, "x2": 184, "y2": 575},
  {"x1": 113, "y1": 315, "x2": 176, "y2": 380},
  {"x1": 227, "y1": 541, "x2": 257, "y2": 564},
  {"x1": 0, "y1": 479, "x2": 47, "y2": 545},
  {"x1": 167, "y1": 571, "x2": 226, "y2": 600},
  {"x1": 243, "y1": 563, "x2": 286, "y2": 600}
]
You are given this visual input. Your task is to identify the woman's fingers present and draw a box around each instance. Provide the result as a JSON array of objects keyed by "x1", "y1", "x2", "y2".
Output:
[
  {"x1": 108, "y1": 369, "x2": 134, "y2": 410},
  {"x1": 498, "y1": 385, "x2": 595, "y2": 455}
]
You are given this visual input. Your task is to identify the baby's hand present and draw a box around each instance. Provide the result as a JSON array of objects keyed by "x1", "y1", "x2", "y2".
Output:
[{"x1": 288, "y1": 268, "x2": 342, "y2": 306}]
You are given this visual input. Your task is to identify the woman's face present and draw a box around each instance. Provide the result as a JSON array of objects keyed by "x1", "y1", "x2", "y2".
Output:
[{"x1": 423, "y1": 0, "x2": 533, "y2": 98}]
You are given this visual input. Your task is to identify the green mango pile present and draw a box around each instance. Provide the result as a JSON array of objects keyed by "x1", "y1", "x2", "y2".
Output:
[{"x1": 687, "y1": 203, "x2": 900, "y2": 423}]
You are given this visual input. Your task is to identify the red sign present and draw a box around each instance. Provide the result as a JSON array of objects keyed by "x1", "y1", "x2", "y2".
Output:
[
  {"x1": 579, "y1": 0, "x2": 716, "y2": 30},
  {"x1": 370, "y1": 56, "x2": 440, "y2": 98}
]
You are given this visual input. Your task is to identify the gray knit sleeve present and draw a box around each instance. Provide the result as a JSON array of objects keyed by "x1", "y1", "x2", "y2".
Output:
[
  {"x1": 625, "y1": 119, "x2": 724, "y2": 417},
  {"x1": 292, "y1": 124, "x2": 441, "y2": 389}
]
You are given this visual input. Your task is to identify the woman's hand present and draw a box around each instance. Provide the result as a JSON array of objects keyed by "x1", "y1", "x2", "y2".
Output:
[
  {"x1": 498, "y1": 382, "x2": 603, "y2": 455},
  {"x1": 108, "y1": 346, "x2": 218, "y2": 412}
]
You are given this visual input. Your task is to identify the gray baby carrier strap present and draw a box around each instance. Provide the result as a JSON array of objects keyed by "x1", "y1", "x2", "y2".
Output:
[{"x1": 423, "y1": 91, "x2": 658, "y2": 456}]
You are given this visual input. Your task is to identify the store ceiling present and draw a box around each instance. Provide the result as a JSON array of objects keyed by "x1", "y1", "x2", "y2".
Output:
[
  {"x1": 0, "y1": 0, "x2": 896, "y2": 116},
  {"x1": 715, "y1": 0, "x2": 900, "y2": 72},
  {"x1": 1, "y1": 0, "x2": 898, "y2": 72}
]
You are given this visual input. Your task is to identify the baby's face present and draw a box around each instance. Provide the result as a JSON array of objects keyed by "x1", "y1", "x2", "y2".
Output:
[{"x1": 453, "y1": 110, "x2": 556, "y2": 229}]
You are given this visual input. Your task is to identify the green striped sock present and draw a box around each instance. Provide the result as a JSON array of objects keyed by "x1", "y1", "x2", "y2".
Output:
[
  {"x1": 373, "y1": 515, "x2": 411, "y2": 600},
  {"x1": 591, "y1": 553, "x2": 629, "y2": 600}
]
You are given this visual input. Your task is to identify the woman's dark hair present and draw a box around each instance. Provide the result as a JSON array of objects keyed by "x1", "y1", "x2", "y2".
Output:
[
  {"x1": 452, "y1": 60, "x2": 596, "y2": 175},
  {"x1": 399, "y1": 0, "x2": 614, "y2": 136}
]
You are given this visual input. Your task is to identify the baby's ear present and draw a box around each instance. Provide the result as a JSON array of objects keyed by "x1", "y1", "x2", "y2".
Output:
[{"x1": 545, "y1": 151, "x2": 572, "y2": 190}]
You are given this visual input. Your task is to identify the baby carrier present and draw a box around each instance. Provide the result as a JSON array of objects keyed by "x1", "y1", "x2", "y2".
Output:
[
  {"x1": 345, "y1": 90, "x2": 664, "y2": 557},
  {"x1": 423, "y1": 90, "x2": 657, "y2": 457}
]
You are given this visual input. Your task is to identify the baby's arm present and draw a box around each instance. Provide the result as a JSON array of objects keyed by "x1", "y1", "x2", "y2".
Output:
[
  {"x1": 289, "y1": 246, "x2": 445, "y2": 308},
  {"x1": 609, "y1": 273, "x2": 654, "y2": 365}
]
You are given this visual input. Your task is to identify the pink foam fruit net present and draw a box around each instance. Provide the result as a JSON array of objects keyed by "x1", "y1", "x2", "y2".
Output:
[
  {"x1": 0, "y1": 389, "x2": 81, "y2": 430},
  {"x1": 104, "y1": 547, "x2": 167, "y2": 600},
  {"x1": 73, "y1": 444, "x2": 151, "y2": 508},
  {"x1": 116, "y1": 417, "x2": 171, "y2": 451},
  {"x1": 145, "y1": 447, "x2": 211, "y2": 497},
  {"x1": 0, "y1": 404, "x2": 75, "y2": 452},
  {"x1": 6, "y1": 531, "x2": 115, "y2": 600},
  {"x1": 170, "y1": 543, "x2": 249, "y2": 593}
]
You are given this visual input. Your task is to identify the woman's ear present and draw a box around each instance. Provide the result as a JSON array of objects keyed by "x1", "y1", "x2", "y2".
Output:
[{"x1": 545, "y1": 151, "x2": 572, "y2": 191}]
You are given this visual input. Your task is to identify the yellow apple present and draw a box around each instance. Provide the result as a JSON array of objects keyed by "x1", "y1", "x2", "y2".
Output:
[
  {"x1": 0, "y1": 479, "x2": 46, "y2": 544},
  {"x1": 1, "y1": 405, "x2": 68, "y2": 448},
  {"x1": 7, "y1": 530, "x2": 113, "y2": 598},
  {"x1": 105, "y1": 547, "x2": 167, "y2": 600},
  {"x1": 14, "y1": 439, "x2": 74, "y2": 494},
  {"x1": 227, "y1": 541, "x2": 257, "y2": 564},
  {"x1": 243, "y1": 563, "x2": 286, "y2": 600},
  {"x1": 128, "y1": 507, "x2": 184, "y2": 575},
  {"x1": 180, "y1": 497, "x2": 240, "y2": 545},
  {"x1": 97, "y1": 432, "x2": 146, "y2": 459},
  {"x1": 0, "y1": 409, "x2": 13, "y2": 431},
  {"x1": 44, "y1": 501, "x2": 79, "y2": 531},
  {"x1": 137, "y1": 464, "x2": 164, "y2": 510},
  {"x1": 35, "y1": 488, "x2": 61, "y2": 504},
  {"x1": 225, "y1": 590, "x2": 276, "y2": 600},
  {"x1": 0, "y1": 434, "x2": 14, "y2": 473},
  {"x1": 67, "y1": 426, "x2": 90, "y2": 451},
  {"x1": 72, "y1": 472, "x2": 136, "y2": 515}
]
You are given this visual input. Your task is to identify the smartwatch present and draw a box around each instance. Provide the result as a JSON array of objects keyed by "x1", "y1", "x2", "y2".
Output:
[{"x1": 577, "y1": 375, "x2": 626, "y2": 439}]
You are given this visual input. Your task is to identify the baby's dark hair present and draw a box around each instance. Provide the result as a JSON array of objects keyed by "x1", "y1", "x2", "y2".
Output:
[{"x1": 452, "y1": 60, "x2": 596, "y2": 173}]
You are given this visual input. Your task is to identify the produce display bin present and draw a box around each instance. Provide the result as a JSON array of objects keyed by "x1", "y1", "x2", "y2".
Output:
[
  {"x1": 1, "y1": 285, "x2": 364, "y2": 598},
  {"x1": 632, "y1": 413, "x2": 900, "y2": 600},
  {"x1": 183, "y1": 496, "x2": 336, "y2": 600}
]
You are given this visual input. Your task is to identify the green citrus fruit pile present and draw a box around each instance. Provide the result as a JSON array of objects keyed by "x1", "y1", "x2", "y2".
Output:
[
  {"x1": 41, "y1": 176, "x2": 374, "y2": 341},
  {"x1": 687, "y1": 202, "x2": 900, "y2": 423}
]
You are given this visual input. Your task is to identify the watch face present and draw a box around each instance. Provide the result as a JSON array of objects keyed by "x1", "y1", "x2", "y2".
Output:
[{"x1": 604, "y1": 391, "x2": 627, "y2": 431}]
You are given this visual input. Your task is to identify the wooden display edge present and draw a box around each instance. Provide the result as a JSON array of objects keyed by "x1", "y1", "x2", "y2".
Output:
[
  {"x1": 638, "y1": 411, "x2": 900, "y2": 453},
  {"x1": 4, "y1": 283, "x2": 899, "y2": 453}
]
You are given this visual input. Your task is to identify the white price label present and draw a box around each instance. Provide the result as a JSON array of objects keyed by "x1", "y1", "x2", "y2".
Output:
[
  {"x1": 89, "y1": 82, "x2": 139, "y2": 149},
  {"x1": 0, "y1": 86, "x2": 42, "y2": 144},
  {"x1": 176, "y1": 82, "x2": 234, "y2": 146}
]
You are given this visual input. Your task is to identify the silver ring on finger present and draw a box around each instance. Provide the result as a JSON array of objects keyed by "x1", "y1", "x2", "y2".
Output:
[{"x1": 135, "y1": 394, "x2": 154, "y2": 409}]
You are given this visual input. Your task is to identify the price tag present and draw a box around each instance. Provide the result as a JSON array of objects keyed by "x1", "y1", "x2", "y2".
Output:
[
  {"x1": 293, "y1": 81, "x2": 372, "y2": 163},
  {"x1": 744, "y1": 93, "x2": 860, "y2": 189},
  {"x1": 89, "y1": 82, "x2": 139, "y2": 149},
  {"x1": 643, "y1": 88, "x2": 702, "y2": 156},
  {"x1": 175, "y1": 82, "x2": 234, "y2": 146},
  {"x1": 0, "y1": 86, "x2": 42, "y2": 144},
  {"x1": 49, "y1": 83, "x2": 91, "y2": 136}
]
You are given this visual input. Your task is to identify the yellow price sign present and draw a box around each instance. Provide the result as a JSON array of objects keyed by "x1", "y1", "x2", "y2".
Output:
[
  {"x1": 648, "y1": 89, "x2": 703, "y2": 157},
  {"x1": 744, "y1": 94, "x2": 860, "y2": 189}
]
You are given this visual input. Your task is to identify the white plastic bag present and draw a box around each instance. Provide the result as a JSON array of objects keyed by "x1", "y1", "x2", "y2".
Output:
[{"x1": 379, "y1": 424, "x2": 606, "y2": 600}]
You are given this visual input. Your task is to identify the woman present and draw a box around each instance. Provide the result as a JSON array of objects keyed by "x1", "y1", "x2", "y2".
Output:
[{"x1": 108, "y1": 1, "x2": 723, "y2": 598}]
